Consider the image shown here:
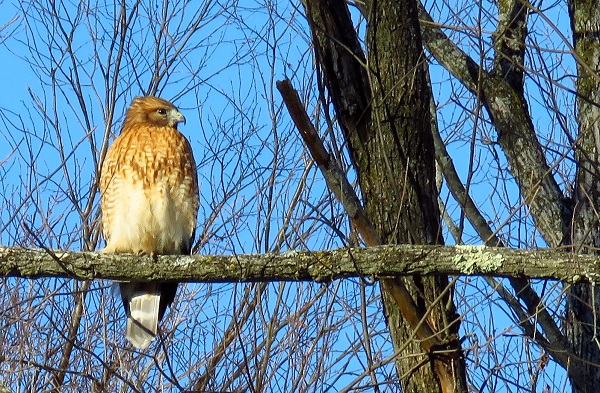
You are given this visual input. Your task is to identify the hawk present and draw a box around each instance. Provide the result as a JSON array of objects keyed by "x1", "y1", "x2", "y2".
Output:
[{"x1": 100, "y1": 96, "x2": 199, "y2": 349}]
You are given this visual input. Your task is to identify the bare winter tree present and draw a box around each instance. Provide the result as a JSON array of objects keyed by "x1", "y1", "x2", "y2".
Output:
[
  {"x1": 0, "y1": 0, "x2": 598, "y2": 392},
  {"x1": 0, "y1": 1, "x2": 357, "y2": 391}
]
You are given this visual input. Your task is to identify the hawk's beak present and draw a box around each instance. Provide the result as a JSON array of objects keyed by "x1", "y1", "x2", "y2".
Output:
[{"x1": 175, "y1": 111, "x2": 186, "y2": 125}]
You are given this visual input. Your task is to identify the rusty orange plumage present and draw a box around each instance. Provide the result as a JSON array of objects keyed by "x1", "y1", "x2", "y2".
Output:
[{"x1": 100, "y1": 96, "x2": 199, "y2": 349}]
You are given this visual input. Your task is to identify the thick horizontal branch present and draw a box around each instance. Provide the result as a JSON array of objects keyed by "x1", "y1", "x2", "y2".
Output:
[{"x1": 0, "y1": 245, "x2": 598, "y2": 284}]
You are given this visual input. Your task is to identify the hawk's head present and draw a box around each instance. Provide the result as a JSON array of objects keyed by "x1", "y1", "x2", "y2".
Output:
[{"x1": 124, "y1": 96, "x2": 186, "y2": 129}]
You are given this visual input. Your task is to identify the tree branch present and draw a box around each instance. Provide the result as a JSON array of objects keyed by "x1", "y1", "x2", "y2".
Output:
[
  {"x1": 418, "y1": 1, "x2": 570, "y2": 246},
  {"x1": 0, "y1": 245, "x2": 596, "y2": 283}
]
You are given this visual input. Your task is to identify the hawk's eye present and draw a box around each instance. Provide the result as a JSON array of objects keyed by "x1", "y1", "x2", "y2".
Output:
[{"x1": 157, "y1": 108, "x2": 167, "y2": 116}]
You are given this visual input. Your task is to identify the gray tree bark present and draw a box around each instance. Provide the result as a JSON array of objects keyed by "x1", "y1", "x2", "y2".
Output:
[
  {"x1": 568, "y1": 1, "x2": 600, "y2": 390},
  {"x1": 4, "y1": 245, "x2": 600, "y2": 283},
  {"x1": 418, "y1": 0, "x2": 600, "y2": 390},
  {"x1": 303, "y1": 0, "x2": 467, "y2": 391}
]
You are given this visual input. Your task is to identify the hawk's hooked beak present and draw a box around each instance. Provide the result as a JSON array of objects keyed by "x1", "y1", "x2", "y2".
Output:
[
  {"x1": 175, "y1": 111, "x2": 186, "y2": 125},
  {"x1": 170, "y1": 109, "x2": 186, "y2": 127}
]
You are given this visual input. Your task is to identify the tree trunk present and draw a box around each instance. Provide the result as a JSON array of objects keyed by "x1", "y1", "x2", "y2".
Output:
[
  {"x1": 364, "y1": 2, "x2": 465, "y2": 391},
  {"x1": 568, "y1": 1, "x2": 600, "y2": 390},
  {"x1": 304, "y1": 0, "x2": 467, "y2": 391}
]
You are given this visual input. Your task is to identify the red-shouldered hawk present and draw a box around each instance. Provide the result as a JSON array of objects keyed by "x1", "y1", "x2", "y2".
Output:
[{"x1": 100, "y1": 96, "x2": 199, "y2": 349}]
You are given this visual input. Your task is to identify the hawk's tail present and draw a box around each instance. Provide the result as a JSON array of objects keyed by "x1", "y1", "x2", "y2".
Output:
[{"x1": 122, "y1": 283, "x2": 161, "y2": 349}]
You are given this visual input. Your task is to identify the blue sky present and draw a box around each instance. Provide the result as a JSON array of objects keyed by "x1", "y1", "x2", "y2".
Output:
[{"x1": 0, "y1": 0, "x2": 577, "y2": 391}]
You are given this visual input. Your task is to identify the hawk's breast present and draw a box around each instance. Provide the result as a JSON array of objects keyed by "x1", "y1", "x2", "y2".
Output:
[{"x1": 100, "y1": 126, "x2": 199, "y2": 255}]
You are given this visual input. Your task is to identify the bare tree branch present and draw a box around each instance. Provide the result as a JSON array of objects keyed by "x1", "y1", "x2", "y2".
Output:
[
  {"x1": 0, "y1": 245, "x2": 596, "y2": 283},
  {"x1": 418, "y1": 1, "x2": 570, "y2": 247}
]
